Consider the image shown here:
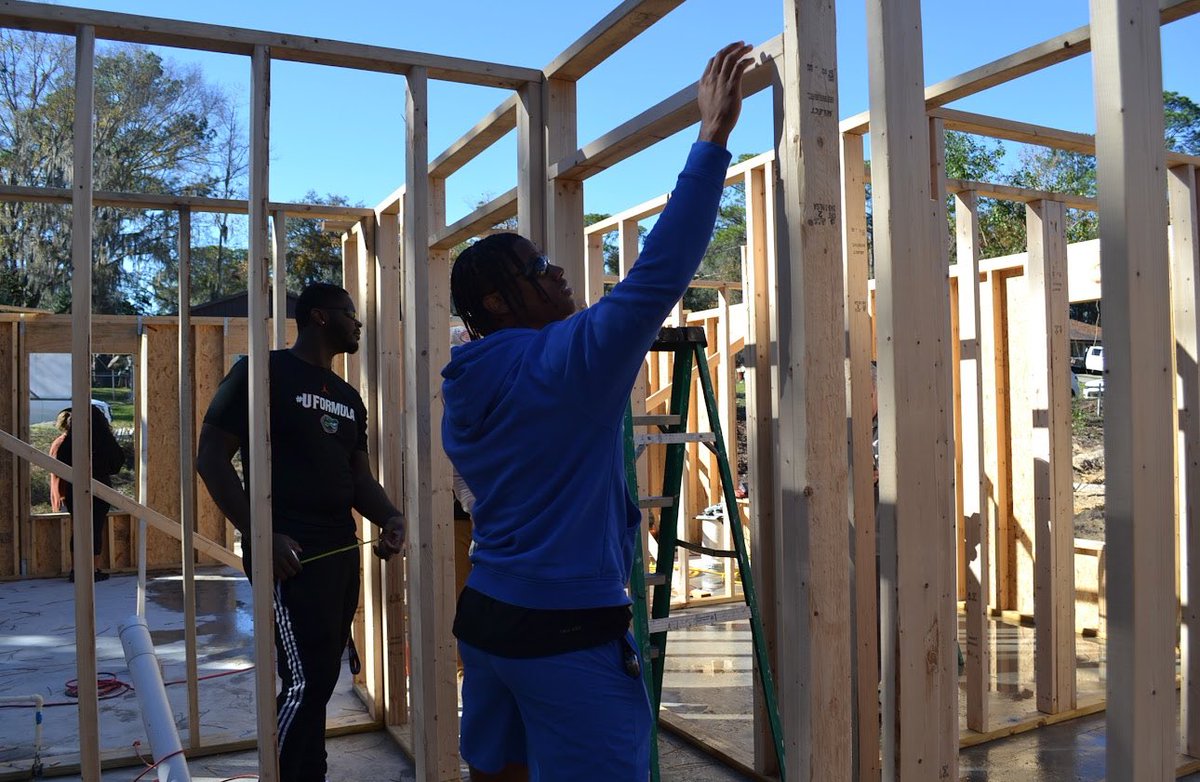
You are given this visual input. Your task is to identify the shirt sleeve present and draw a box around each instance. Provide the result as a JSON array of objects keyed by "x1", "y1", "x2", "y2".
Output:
[{"x1": 203, "y1": 357, "x2": 250, "y2": 440}]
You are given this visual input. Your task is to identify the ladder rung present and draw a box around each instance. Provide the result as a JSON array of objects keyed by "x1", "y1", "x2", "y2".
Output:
[
  {"x1": 631, "y1": 414, "x2": 682, "y2": 427},
  {"x1": 635, "y1": 432, "x2": 715, "y2": 446},
  {"x1": 644, "y1": 572, "x2": 667, "y2": 586},
  {"x1": 648, "y1": 646, "x2": 661, "y2": 660},
  {"x1": 677, "y1": 539, "x2": 738, "y2": 558},
  {"x1": 639, "y1": 496, "x2": 676, "y2": 509},
  {"x1": 647, "y1": 604, "x2": 752, "y2": 634}
]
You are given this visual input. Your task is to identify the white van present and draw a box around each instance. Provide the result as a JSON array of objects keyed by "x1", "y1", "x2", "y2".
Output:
[{"x1": 1084, "y1": 345, "x2": 1104, "y2": 374}]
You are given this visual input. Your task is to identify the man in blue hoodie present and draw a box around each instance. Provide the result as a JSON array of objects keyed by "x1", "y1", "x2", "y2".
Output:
[{"x1": 442, "y1": 42, "x2": 753, "y2": 782}]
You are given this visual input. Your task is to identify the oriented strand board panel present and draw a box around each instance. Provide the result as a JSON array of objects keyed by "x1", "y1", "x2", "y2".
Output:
[
  {"x1": 141, "y1": 323, "x2": 183, "y2": 566},
  {"x1": 193, "y1": 324, "x2": 229, "y2": 564}
]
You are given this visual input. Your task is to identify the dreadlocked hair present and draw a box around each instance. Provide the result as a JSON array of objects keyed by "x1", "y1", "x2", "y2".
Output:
[{"x1": 450, "y1": 232, "x2": 548, "y2": 339}]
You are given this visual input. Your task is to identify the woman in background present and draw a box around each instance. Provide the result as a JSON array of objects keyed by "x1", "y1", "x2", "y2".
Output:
[{"x1": 56, "y1": 404, "x2": 126, "y2": 582}]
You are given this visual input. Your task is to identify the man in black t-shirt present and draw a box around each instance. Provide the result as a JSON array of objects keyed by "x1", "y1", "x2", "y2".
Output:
[{"x1": 198, "y1": 283, "x2": 404, "y2": 782}]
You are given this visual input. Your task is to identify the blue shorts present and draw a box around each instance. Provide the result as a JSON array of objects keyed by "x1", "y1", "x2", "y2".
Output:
[{"x1": 459, "y1": 632, "x2": 652, "y2": 780}]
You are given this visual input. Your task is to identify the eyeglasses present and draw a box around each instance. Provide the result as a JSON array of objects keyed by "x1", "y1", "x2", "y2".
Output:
[{"x1": 522, "y1": 254, "x2": 550, "y2": 281}]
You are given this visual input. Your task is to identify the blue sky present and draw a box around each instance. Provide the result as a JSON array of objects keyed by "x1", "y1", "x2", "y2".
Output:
[{"x1": 60, "y1": 0, "x2": 1200, "y2": 226}]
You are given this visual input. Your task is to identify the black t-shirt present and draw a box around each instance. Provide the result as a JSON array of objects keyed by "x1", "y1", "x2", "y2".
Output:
[{"x1": 204, "y1": 350, "x2": 368, "y2": 549}]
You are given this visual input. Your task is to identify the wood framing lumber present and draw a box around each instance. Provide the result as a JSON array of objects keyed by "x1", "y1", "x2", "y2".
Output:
[
  {"x1": 517, "y1": 80, "x2": 546, "y2": 249},
  {"x1": 1171, "y1": 163, "x2": 1200, "y2": 755},
  {"x1": 247, "y1": 44, "x2": 279, "y2": 782},
  {"x1": 773, "y1": 1, "x2": 851, "y2": 777},
  {"x1": 935, "y1": 106, "x2": 1200, "y2": 170},
  {"x1": 0, "y1": 322, "x2": 15, "y2": 578},
  {"x1": 945, "y1": 179, "x2": 1097, "y2": 212},
  {"x1": 1090, "y1": 0, "x2": 1177, "y2": 777},
  {"x1": 143, "y1": 324, "x2": 184, "y2": 565},
  {"x1": 955, "y1": 192, "x2": 990, "y2": 733},
  {"x1": 428, "y1": 96, "x2": 517, "y2": 181},
  {"x1": 544, "y1": 0, "x2": 684, "y2": 80},
  {"x1": 271, "y1": 211, "x2": 287, "y2": 349},
  {"x1": 429, "y1": 188, "x2": 518, "y2": 250},
  {"x1": 0, "y1": 428, "x2": 240, "y2": 569},
  {"x1": 176, "y1": 209, "x2": 201, "y2": 747},
  {"x1": 0, "y1": 183, "x2": 374, "y2": 219},
  {"x1": 402, "y1": 66, "x2": 460, "y2": 780},
  {"x1": 743, "y1": 159, "x2": 780, "y2": 777},
  {"x1": 544, "y1": 77, "x2": 586, "y2": 302},
  {"x1": 1025, "y1": 199, "x2": 1077, "y2": 715},
  {"x1": 867, "y1": 0, "x2": 958, "y2": 777},
  {"x1": 0, "y1": 1, "x2": 540, "y2": 88},
  {"x1": 548, "y1": 35, "x2": 783, "y2": 182},
  {"x1": 69, "y1": 27, "x2": 100, "y2": 781},
  {"x1": 372, "y1": 207, "x2": 408, "y2": 727},
  {"x1": 428, "y1": 0, "x2": 682, "y2": 179},
  {"x1": 841, "y1": 132, "x2": 880, "y2": 781},
  {"x1": 842, "y1": 0, "x2": 1200, "y2": 134}
]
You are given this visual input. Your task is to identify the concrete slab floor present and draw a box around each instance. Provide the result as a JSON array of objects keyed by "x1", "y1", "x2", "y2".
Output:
[{"x1": 0, "y1": 567, "x2": 754, "y2": 781}]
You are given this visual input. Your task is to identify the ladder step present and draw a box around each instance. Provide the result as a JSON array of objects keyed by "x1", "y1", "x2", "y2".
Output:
[
  {"x1": 650, "y1": 326, "x2": 707, "y2": 350},
  {"x1": 639, "y1": 496, "x2": 676, "y2": 509},
  {"x1": 644, "y1": 572, "x2": 667, "y2": 586},
  {"x1": 631, "y1": 414, "x2": 682, "y2": 427},
  {"x1": 647, "y1": 604, "x2": 752, "y2": 634},
  {"x1": 635, "y1": 432, "x2": 715, "y2": 446}
]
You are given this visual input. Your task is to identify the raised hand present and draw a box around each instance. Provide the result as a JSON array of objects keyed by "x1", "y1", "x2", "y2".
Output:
[{"x1": 698, "y1": 42, "x2": 754, "y2": 148}]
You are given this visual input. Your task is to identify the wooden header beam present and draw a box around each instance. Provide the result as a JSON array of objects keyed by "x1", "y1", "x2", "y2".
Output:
[
  {"x1": 0, "y1": 0, "x2": 540, "y2": 88},
  {"x1": 429, "y1": 188, "x2": 518, "y2": 250},
  {"x1": 544, "y1": 0, "x2": 684, "y2": 81},
  {"x1": 548, "y1": 36, "x2": 782, "y2": 182},
  {"x1": 428, "y1": 96, "x2": 518, "y2": 180},
  {"x1": 933, "y1": 107, "x2": 1200, "y2": 168},
  {"x1": 841, "y1": 0, "x2": 1200, "y2": 134},
  {"x1": 0, "y1": 183, "x2": 373, "y2": 219},
  {"x1": 945, "y1": 178, "x2": 1098, "y2": 211},
  {"x1": 427, "y1": 0, "x2": 686, "y2": 181}
]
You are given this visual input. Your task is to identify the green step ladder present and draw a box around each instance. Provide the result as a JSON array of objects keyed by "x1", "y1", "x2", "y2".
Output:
[{"x1": 624, "y1": 326, "x2": 785, "y2": 781}]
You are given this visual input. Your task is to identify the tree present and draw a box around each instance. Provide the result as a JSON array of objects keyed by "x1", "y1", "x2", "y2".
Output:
[
  {"x1": 1165, "y1": 90, "x2": 1200, "y2": 155},
  {"x1": 0, "y1": 32, "x2": 234, "y2": 314}
]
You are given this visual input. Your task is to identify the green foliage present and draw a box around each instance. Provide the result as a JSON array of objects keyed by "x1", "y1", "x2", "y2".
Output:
[
  {"x1": 285, "y1": 191, "x2": 353, "y2": 292},
  {"x1": 1165, "y1": 91, "x2": 1200, "y2": 155},
  {"x1": 0, "y1": 32, "x2": 237, "y2": 314}
]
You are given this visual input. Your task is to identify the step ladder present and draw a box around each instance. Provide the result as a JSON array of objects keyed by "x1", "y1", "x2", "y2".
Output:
[{"x1": 624, "y1": 326, "x2": 785, "y2": 781}]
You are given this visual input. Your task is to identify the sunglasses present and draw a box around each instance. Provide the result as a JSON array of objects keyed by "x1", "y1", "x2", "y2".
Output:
[{"x1": 522, "y1": 254, "x2": 550, "y2": 281}]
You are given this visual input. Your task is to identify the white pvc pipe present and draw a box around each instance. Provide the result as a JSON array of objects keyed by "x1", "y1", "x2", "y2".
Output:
[
  {"x1": 0, "y1": 695, "x2": 44, "y2": 776},
  {"x1": 119, "y1": 616, "x2": 191, "y2": 782}
]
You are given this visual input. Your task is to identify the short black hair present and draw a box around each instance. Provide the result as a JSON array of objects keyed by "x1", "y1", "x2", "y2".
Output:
[
  {"x1": 295, "y1": 283, "x2": 350, "y2": 328},
  {"x1": 450, "y1": 233, "x2": 544, "y2": 339}
]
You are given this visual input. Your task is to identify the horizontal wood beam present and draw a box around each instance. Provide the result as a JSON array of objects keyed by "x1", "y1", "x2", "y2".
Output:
[
  {"x1": 0, "y1": 427, "x2": 242, "y2": 569},
  {"x1": 429, "y1": 188, "x2": 518, "y2": 250},
  {"x1": 840, "y1": 0, "x2": 1200, "y2": 134},
  {"x1": 946, "y1": 178, "x2": 1097, "y2": 211},
  {"x1": 933, "y1": 107, "x2": 1200, "y2": 168},
  {"x1": 545, "y1": 0, "x2": 684, "y2": 80},
  {"x1": 428, "y1": 96, "x2": 518, "y2": 180},
  {"x1": 0, "y1": 184, "x2": 374, "y2": 219},
  {"x1": 548, "y1": 35, "x2": 783, "y2": 181},
  {"x1": 0, "y1": 1, "x2": 541, "y2": 88}
]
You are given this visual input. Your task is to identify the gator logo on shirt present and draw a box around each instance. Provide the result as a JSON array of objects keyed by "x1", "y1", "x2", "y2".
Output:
[
  {"x1": 294, "y1": 393, "x2": 357, "y2": 421},
  {"x1": 320, "y1": 414, "x2": 339, "y2": 434}
]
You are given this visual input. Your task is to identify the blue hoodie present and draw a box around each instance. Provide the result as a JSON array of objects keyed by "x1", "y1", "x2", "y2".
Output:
[{"x1": 441, "y1": 141, "x2": 732, "y2": 610}]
